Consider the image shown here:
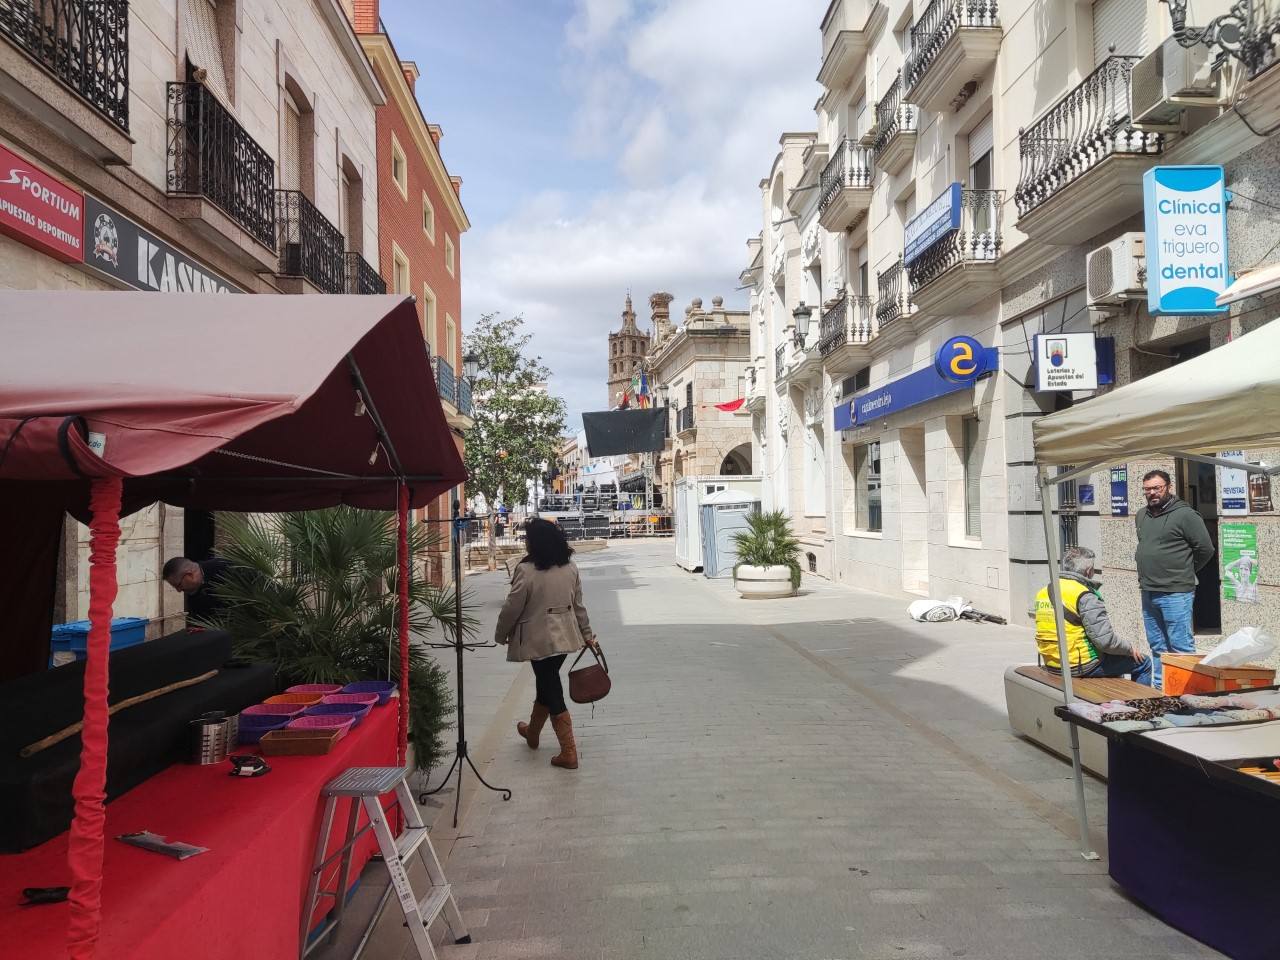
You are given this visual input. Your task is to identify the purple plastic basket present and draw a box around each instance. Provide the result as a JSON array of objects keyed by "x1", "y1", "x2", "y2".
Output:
[
  {"x1": 285, "y1": 683, "x2": 343, "y2": 695},
  {"x1": 321, "y1": 693, "x2": 379, "y2": 708},
  {"x1": 341, "y1": 680, "x2": 397, "y2": 706},
  {"x1": 287, "y1": 714, "x2": 355, "y2": 739},
  {"x1": 241, "y1": 703, "x2": 306, "y2": 718},
  {"x1": 304, "y1": 702, "x2": 372, "y2": 727},
  {"x1": 237, "y1": 716, "x2": 290, "y2": 744}
]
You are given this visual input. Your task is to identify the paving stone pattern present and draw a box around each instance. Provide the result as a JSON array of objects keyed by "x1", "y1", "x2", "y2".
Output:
[{"x1": 390, "y1": 542, "x2": 1223, "y2": 960}]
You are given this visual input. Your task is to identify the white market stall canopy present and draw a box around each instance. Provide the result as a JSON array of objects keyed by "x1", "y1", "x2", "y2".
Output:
[{"x1": 1032, "y1": 320, "x2": 1280, "y2": 471}]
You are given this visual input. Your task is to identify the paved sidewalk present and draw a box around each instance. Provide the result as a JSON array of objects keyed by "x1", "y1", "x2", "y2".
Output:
[{"x1": 366, "y1": 540, "x2": 1222, "y2": 960}]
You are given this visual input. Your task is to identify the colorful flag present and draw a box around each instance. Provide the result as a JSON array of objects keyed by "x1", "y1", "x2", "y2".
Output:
[{"x1": 714, "y1": 398, "x2": 746, "y2": 413}]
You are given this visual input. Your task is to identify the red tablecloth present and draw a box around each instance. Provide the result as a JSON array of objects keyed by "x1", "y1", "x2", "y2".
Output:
[{"x1": 0, "y1": 702, "x2": 398, "y2": 959}]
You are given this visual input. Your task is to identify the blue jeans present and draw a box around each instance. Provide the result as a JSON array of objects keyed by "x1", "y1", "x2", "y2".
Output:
[
  {"x1": 1142, "y1": 590, "x2": 1196, "y2": 689},
  {"x1": 1080, "y1": 652, "x2": 1153, "y2": 687}
]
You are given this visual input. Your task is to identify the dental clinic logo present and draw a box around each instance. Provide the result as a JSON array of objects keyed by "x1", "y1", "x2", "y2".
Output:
[{"x1": 1144, "y1": 165, "x2": 1229, "y2": 315}]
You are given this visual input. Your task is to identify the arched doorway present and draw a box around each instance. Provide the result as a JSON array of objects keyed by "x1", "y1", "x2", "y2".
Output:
[{"x1": 719, "y1": 443, "x2": 751, "y2": 476}]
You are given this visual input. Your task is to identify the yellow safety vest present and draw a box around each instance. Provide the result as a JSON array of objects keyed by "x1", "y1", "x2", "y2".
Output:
[{"x1": 1034, "y1": 578, "x2": 1098, "y2": 670}]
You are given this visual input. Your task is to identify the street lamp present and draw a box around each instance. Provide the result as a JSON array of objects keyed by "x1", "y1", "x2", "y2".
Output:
[
  {"x1": 791, "y1": 302, "x2": 813, "y2": 350},
  {"x1": 462, "y1": 350, "x2": 480, "y2": 383}
]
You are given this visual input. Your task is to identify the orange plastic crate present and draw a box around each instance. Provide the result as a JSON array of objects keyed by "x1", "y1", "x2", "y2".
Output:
[
  {"x1": 263, "y1": 692, "x2": 324, "y2": 706},
  {"x1": 1161, "y1": 653, "x2": 1275, "y2": 695}
]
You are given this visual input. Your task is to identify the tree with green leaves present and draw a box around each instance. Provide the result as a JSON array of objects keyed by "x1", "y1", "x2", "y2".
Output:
[{"x1": 464, "y1": 313, "x2": 567, "y2": 569}]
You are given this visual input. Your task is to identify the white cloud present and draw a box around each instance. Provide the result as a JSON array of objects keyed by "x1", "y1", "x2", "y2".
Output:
[{"x1": 464, "y1": 0, "x2": 826, "y2": 425}]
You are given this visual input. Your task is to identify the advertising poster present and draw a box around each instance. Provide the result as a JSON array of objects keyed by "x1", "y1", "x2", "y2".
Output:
[
  {"x1": 1078, "y1": 485, "x2": 1095, "y2": 506},
  {"x1": 1219, "y1": 450, "x2": 1249, "y2": 515},
  {"x1": 1221, "y1": 523, "x2": 1259, "y2": 603},
  {"x1": 1249, "y1": 471, "x2": 1273, "y2": 513},
  {"x1": 1110, "y1": 466, "x2": 1129, "y2": 517},
  {"x1": 0, "y1": 142, "x2": 83, "y2": 262}
]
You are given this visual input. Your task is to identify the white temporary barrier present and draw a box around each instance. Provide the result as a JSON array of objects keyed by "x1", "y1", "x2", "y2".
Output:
[{"x1": 674, "y1": 475, "x2": 762, "y2": 571}]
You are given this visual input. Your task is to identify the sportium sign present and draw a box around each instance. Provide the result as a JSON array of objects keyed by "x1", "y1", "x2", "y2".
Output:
[
  {"x1": 1143, "y1": 165, "x2": 1229, "y2": 315},
  {"x1": 0, "y1": 143, "x2": 83, "y2": 262}
]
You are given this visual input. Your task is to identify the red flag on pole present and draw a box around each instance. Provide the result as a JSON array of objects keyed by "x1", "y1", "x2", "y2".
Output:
[{"x1": 713, "y1": 398, "x2": 746, "y2": 413}]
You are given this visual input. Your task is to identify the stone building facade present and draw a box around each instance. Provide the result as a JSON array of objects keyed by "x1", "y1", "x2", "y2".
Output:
[
  {"x1": 0, "y1": 0, "x2": 385, "y2": 636},
  {"x1": 744, "y1": 0, "x2": 1280, "y2": 643},
  {"x1": 646, "y1": 294, "x2": 753, "y2": 509},
  {"x1": 354, "y1": 4, "x2": 471, "y2": 585}
]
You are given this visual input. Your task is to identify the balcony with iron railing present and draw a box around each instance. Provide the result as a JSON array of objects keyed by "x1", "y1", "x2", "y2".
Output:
[
  {"x1": 275, "y1": 190, "x2": 345, "y2": 294},
  {"x1": 0, "y1": 0, "x2": 130, "y2": 159},
  {"x1": 818, "y1": 291, "x2": 876, "y2": 372},
  {"x1": 775, "y1": 343, "x2": 787, "y2": 381},
  {"x1": 345, "y1": 251, "x2": 385, "y2": 294},
  {"x1": 1014, "y1": 56, "x2": 1162, "y2": 245},
  {"x1": 876, "y1": 258, "x2": 915, "y2": 331},
  {"x1": 167, "y1": 81, "x2": 276, "y2": 251},
  {"x1": 676, "y1": 405, "x2": 695, "y2": 435},
  {"x1": 908, "y1": 189, "x2": 1004, "y2": 316},
  {"x1": 434, "y1": 354, "x2": 457, "y2": 406},
  {"x1": 818, "y1": 0, "x2": 875, "y2": 89},
  {"x1": 457, "y1": 377, "x2": 473, "y2": 418},
  {"x1": 818, "y1": 138, "x2": 874, "y2": 232},
  {"x1": 872, "y1": 71, "x2": 918, "y2": 176},
  {"x1": 903, "y1": 0, "x2": 1001, "y2": 114}
]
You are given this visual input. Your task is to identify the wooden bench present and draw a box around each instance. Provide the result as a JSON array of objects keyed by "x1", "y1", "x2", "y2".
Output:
[{"x1": 1004, "y1": 665, "x2": 1159, "y2": 779}]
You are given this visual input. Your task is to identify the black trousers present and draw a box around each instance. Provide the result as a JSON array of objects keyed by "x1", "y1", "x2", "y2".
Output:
[{"x1": 531, "y1": 654, "x2": 568, "y2": 715}]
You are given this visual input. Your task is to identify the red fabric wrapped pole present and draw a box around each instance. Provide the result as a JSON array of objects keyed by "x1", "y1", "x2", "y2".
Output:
[
  {"x1": 66, "y1": 476, "x2": 123, "y2": 959},
  {"x1": 396, "y1": 483, "x2": 410, "y2": 768}
]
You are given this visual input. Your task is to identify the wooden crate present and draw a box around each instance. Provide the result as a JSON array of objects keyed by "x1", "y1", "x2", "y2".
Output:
[{"x1": 1161, "y1": 653, "x2": 1276, "y2": 695}]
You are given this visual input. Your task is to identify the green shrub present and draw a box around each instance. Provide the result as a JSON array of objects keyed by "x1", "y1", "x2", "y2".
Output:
[
  {"x1": 204, "y1": 508, "x2": 474, "y2": 772},
  {"x1": 732, "y1": 510, "x2": 802, "y2": 590}
]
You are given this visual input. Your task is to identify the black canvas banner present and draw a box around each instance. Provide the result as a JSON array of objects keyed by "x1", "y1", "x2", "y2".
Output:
[{"x1": 582, "y1": 409, "x2": 666, "y2": 456}]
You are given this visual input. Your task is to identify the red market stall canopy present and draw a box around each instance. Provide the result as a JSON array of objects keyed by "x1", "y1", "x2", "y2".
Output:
[{"x1": 0, "y1": 291, "x2": 466, "y2": 959}]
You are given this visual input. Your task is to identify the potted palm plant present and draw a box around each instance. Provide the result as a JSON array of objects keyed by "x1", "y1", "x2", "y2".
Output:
[
  {"x1": 732, "y1": 510, "x2": 801, "y2": 599},
  {"x1": 204, "y1": 508, "x2": 470, "y2": 773}
]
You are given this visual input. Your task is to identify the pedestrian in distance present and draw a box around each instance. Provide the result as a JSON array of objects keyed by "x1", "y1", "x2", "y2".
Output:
[
  {"x1": 1135, "y1": 469, "x2": 1215, "y2": 687},
  {"x1": 1035, "y1": 547, "x2": 1152, "y2": 686},
  {"x1": 495, "y1": 517, "x2": 600, "y2": 769}
]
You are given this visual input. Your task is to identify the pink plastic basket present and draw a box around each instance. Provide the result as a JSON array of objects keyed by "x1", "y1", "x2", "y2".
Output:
[
  {"x1": 241, "y1": 703, "x2": 306, "y2": 717},
  {"x1": 341, "y1": 680, "x2": 397, "y2": 706},
  {"x1": 287, "y1": 714, "x2": 355, "y2": 739},
  {"x1": 285, "y1": 683, "x2": 343, "y2": 695},
  {"x1": 321, "y1": 693, "x2": 379, "y2": 707}
]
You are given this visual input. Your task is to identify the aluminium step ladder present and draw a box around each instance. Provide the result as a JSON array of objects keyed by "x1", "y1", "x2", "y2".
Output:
[{"x1": 301, "y1": 766, "x2": 470, "y2": 959}]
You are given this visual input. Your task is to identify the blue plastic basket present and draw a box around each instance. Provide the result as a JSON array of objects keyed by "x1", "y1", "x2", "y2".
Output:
[
  {"x1": 236, "y1": 715, "x2": 291, "y2": 744},
  {"x1": 50, "y1": 617, "x2": 149, "y2": 667},
  {"x1": 303, "y1": 702, "x2": 372, "y2": 727},
  {"x1": 340, "y1": 680, "x2": 397, "y2": 706}
]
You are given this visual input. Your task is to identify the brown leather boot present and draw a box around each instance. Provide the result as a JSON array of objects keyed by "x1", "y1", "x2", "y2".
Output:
[
  {"x1": 549, "y1": 712, "x2": 578, "y2": 769},
  {"x1": 517, "y1": 702, "x2": 549, "y2": 749}
]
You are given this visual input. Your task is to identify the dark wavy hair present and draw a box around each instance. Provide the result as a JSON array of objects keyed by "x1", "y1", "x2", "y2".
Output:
[{"x1": 522, "y1": 517, "x2": 573, "y2": 570}]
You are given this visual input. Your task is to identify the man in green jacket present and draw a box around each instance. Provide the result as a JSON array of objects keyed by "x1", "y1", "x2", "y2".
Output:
[{"x1": 1135, "y1": 469, "x2": 1215, "y2": 688}]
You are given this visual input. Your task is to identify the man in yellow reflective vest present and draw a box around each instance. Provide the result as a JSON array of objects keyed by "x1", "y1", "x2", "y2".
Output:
[{"x1": 1035, "y1": 547, "x2": 1152, "y2": 686}]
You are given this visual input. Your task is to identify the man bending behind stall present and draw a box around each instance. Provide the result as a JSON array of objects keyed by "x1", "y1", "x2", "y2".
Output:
[
  {"x1": 1035, "y1": 547, "x2": 1152, "y2": 686},
  {"x1": 163, "y1": 555, "x2": 231, "y2": 623}
]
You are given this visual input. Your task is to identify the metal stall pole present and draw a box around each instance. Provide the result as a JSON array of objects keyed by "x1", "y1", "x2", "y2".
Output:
[{"x1": 1038, "y1": 466, "x2": 1099, "y2": 861}]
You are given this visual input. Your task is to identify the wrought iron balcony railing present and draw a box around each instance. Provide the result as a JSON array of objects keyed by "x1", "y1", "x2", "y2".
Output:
[
  {"x1": 275, "y1": 190, "x2": 345, "y2": 294},
  {"x1": 167, "y1": 82, "x2": 276, "y2": 248},
  {"x1": 904, "y1": 0, "x2": 999, "y2": 93},
  {"x1": 676, "y1": 405, "x2": 695, "y2": 433},
  {"x1": 457, "y1": 377, "x2": 473, "y2": 417},
  {"x1": 1165, "y1": 0, "x2": 1280, "y2": 79},
  {"x1": 907, "y1": 189, "x2": 1004, "y2": 291},
  {"x1": 344, "y1": 251, "x2": 385, "y2": 294},
  {"x1": 872, "y1": 70, "x2": 916, "y2": 156},
  {"x1": 876, "y1": 258, "x2": 913, "y2": 329},
  {"x1": 0, "y1": 0, "x2": 129, "y2": 131},
  {"x1": 435, "y1": 355, "x2": 457, "y2": 406},
  {"x1": 818, "y1": 291, "x2": 876, "y2": 356},
  {"x1": 775, "y1": 343, "x2": 787, "y2": 379},
  {"x1": 1014, "y1": 56, "x2": 1162, "y2": 218},
  {"x1": 819, "y1": 138, "x2": 874, "y2": 213}
]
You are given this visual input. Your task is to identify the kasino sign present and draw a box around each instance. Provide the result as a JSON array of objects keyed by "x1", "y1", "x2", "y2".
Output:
[{"x1": 0, "y1": 143, "x2": 83, "y2": 263}]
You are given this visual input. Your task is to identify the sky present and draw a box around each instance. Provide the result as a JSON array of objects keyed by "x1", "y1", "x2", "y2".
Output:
[{"x1": 380, "y1": 0, "x2": 828, "y2": 428}]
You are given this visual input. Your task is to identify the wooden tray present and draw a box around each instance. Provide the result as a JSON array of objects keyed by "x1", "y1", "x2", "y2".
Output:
[
  {"x1": 1162, "y1": 654, "x2": 1276, "y2": 695},
  {"x1": 259, "y1": 728, "x2": 341, "y2": 756}
]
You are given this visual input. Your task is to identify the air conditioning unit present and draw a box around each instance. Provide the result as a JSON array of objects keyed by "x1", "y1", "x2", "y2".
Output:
[
  {"x1": 1130, "y1": 35, "x2": 1224, "y2": 128},
  {"x1": 1086, "y1": 233, "x2": 1146, "y2": 307}
]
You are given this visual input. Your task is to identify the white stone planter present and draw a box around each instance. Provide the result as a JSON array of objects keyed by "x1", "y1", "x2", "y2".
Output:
[{"x1": 734, "y1": 564, "x2": 796, "y2": 599}]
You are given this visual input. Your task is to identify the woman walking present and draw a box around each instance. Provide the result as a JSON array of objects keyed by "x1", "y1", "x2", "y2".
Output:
[{"x1": 495, "y1": 518, "x2": 598, "y2": 769}]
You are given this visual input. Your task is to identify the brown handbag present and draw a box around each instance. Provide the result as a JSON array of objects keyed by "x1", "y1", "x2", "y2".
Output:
[{"x1": 568, "y1": 644, "x2": 611, "y2": 704}]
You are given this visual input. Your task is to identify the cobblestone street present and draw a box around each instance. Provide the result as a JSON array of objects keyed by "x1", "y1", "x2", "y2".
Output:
[{"x1": 362, "y1": 541, "x2": 1224, "y2": 960}]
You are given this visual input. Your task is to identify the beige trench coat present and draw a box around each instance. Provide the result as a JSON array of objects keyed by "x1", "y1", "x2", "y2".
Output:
[{"x1": 494, "y1": 560, "x2": 595, "y2": 662}]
